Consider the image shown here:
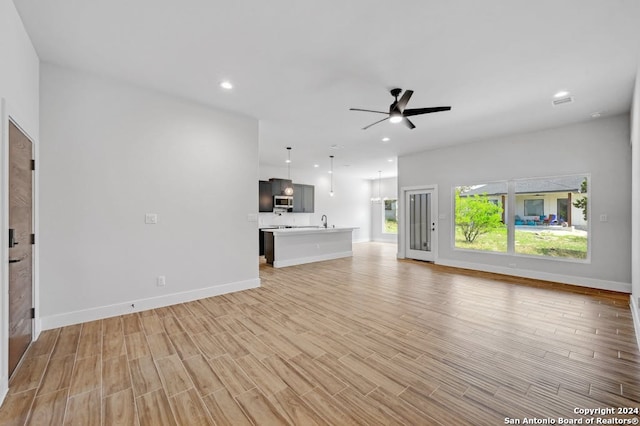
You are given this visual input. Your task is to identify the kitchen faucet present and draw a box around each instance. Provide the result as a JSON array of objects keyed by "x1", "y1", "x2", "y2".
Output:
[{"x1": 321, "y1": 214, "x2": 327, "y2": 228}]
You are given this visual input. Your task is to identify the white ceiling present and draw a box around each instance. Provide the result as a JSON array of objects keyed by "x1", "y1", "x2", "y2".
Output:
[{"x1": 14, "y1": 0, "x2": 640, "y2": 179}]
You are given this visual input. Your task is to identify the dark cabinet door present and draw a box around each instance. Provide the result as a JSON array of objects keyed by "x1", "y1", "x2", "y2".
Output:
[
  {"x1": 292, "y1": 184, "x2": 314, "y2": 213},
  {"x1": 292, "y1": 184, "x2": 304, "y2": 212},
  {"x1": 259, "y1": 181, "x2": 273, "y2": 212},
  {"x1": 270, "y1": 178, "x2": 293, "y2": 196},
  {"x1": 303, "y1": 185, "x2": 314, "y2": 213}
]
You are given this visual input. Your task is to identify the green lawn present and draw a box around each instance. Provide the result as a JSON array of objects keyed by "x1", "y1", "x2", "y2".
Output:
[
  {"x1": 384, "y1": 219, "x2": 398, "y2": 234},
  {"x1": 454, "y1": 227, "x2": 588, "y2": 259}
]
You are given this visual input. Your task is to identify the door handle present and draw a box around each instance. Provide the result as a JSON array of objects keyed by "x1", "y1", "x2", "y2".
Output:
[
  {"x1": 9, "y1": 228, "x2": 19, "y2": 248},
  {"x1": 9, "y1": 258, "x2": 21, "y2": 263}
]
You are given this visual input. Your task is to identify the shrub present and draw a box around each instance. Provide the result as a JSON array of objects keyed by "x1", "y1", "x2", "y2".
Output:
[{"x1": 455, "y1": 190, "x2": 504, "y2": 243}]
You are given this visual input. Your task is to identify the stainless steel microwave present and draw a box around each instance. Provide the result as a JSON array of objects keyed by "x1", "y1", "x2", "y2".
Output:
[{"x1": 273, "y1": 195, "x2": 293, "y2": 210}]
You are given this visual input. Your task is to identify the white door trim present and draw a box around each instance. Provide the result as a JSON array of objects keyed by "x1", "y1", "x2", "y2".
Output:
[
  {"x1": 1, "y1": 99, "x2": 39, "y2": 403},
  {"x1": 398, "y1": 184, "x2": 438, "y2": 261}
]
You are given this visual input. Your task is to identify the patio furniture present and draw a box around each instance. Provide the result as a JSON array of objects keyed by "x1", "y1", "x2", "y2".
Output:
[{"x1": 544, "y1": 214, "x2": 557, "y2": 225}]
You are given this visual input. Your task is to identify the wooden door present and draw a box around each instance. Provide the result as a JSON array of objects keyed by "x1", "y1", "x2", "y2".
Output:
[{"x1": 8, "y1": 121, "x2": 33, "y2": 377}]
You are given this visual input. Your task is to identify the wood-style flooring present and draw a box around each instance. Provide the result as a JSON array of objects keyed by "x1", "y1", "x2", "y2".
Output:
[{"x1": 1, "y1": 242, "x2": 639, "y2": 425}]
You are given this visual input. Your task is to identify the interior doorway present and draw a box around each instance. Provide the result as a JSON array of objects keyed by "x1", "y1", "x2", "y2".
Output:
[{"x1": 8, "y1": 120, "x2": 34, "y2": 377}]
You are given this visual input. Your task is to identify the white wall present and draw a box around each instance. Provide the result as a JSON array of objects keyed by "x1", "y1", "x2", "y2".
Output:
[
  {"x1": 399, "y1": 114, "x2": 631, "y2": 292},
  {"x1": 0, "y1": 0, "x2": 39, "y2": 138},
  {"x1": 371, "y1": 176, "x2": 398, "y2": 243},
  {"x1": 0, "y1": 0, "x2": 40, "y2": 403},
  {"x1": 631, "y1": 66, "x2": 640, "y2": 346},
  {"x1": 259, "y1": 165, "x2": 371, "y2": 242},
  {"x1": 39, "y1": 63, "x2": 259, "y2": 329}
]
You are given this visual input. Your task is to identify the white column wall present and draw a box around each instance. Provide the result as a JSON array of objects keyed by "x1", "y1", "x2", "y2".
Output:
[
  {"x1": 39, "y1": 63, "x2": 260, "y2": 328},
  {"x1": 631, "y1": 66, "x2": 640, "y2": 347}
]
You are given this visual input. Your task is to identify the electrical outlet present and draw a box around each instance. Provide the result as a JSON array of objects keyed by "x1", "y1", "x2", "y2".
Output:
[
  {"x1": 599, "y1": 214, "x2": 608, "y2": 222},
  {"x1": 157, "y1": 276, "x2": 166, "y2": 287},
  {"x1": 145, "y1": 213, "x2": 158, "y2": 224}
]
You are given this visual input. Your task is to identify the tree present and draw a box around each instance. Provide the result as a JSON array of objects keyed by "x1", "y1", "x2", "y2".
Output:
[
  {"x1": 572, "y1": 179, "x2": 587, "y2": 221},
  {"x1": 455, "y1": 190, "x2": 504, "y2": 243}
]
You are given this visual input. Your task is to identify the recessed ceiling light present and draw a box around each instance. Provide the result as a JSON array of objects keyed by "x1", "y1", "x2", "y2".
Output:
[
  {"x1": 381, "y1": 137, "x2": 390, "y2": 142},
  {"x1": 220, "y1": 80, "x2": 233, "y2": 90},
  {"x1": 313, "y1": 164, "x2": 319, "y2": 168},
  {"x1": 591, "y1": 111, "x2": 602, "y2": 118},
  {"x1": 553, "y1": 90, "x2": 570, "y2": 98},
  {"x1": 388, "y1": 159, "x2": 394, "y2": 163}
]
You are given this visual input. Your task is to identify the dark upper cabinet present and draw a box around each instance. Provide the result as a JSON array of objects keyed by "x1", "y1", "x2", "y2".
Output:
[
  {"x1": 259, "y1": 180, "x2": 273, "y2": 212},
  {"x1": 292, "y1": 184, "x2": 314, "y2": 213},
  {"x1": 292, "y1": 184, "x2": 304, "y2": 212},
  {"x1": 269, "y1": 178, "x2": 293, "y2": 196}
]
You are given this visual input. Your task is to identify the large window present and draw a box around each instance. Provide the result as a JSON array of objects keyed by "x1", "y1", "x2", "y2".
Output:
[
  {"x1": 383, "y1": 199, "x2": 398, "y2": 234},
  {"x1": 524, "y1": 199, "x2": 544, "y2": 216},
  {"x1": 454, "y1": 174, "x2": 589, "y2": 261},
  {"x1": 514, "y1": 176, "x2": 588, "y2": 259},
  {"x1": 454, "y1": 182, "x2": 507, "y2": 253}
]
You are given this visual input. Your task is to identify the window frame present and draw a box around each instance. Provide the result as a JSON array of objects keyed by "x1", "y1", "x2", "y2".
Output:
[
  {"x1": 452, "y1": 173, "x2": 590, "y2": 263},
  {"x1": 381, "y1": 198, "x2": 398, "y2": 235},
  {"x1": 451, "y1": 181, "x2": 508, "y2": 254}
]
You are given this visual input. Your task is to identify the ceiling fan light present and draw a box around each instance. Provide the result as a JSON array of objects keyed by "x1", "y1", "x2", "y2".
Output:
[{"x1": 389, "y1": 115, "x2": 403, "y2": 124}]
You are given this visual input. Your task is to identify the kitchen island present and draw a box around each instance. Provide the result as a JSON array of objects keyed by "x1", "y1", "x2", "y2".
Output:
[{"x1": 262, "y1": 227, "x2": 357, "y2": 268}]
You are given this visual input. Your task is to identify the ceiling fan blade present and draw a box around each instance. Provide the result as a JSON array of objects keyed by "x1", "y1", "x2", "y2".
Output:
[
  {"x1": 349, "y1": 108, "x2": 389, "y2": 115},
  {"x1": 403, "y1": 117, "x2": 416, "y2": 129},
  {"x1": 362, "y1": 116, "x2": 390, "y2": 130},
  {"x1": 403, "y1": 106, "x2": 451, "y2": 117},
  {"x1": 395, "y1": 90, "x2": 414, "y2": 112}
]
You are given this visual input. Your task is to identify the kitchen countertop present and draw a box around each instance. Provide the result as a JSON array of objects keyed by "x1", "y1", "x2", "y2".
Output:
[
  {"x1": 259, "y1": 225, "x2": 321, "y2": 230},
  {"x1": 262, "y1": 226, "x2": 357, "y2": 236}
]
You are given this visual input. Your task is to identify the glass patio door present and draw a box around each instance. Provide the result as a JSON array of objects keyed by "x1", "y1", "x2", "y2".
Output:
[{"x1": 405, "y1": 188, "x2": 436, "y2": 262}]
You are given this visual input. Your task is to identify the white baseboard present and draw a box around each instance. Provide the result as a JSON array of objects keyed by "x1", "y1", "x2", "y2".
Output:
[
  {"x1": 353, "y1": 238, "x2": 371, "y2": 244},
  {"x1": 436, "y1": 259, "x2": 632, "y2": 293},
  {"x1": 631, "y1": 296, "x2": 640, "y2": 350},
  {"x1": 0, "y1": 376, "x2": 7, "y2": 407},
  {"x1": 371, "y1": 238, "x2": 397, "y2": 244},
  {"x1": 274, "y1": 251, "x2": 353, "y2": 268},
  {"x1": 40, "y1": 278, "x2": 260, "y2": 330}
]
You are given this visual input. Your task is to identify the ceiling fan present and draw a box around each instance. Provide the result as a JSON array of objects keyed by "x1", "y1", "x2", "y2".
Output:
[{"x1": 350, "y1": 88, "x2": 451, "y2": 130}]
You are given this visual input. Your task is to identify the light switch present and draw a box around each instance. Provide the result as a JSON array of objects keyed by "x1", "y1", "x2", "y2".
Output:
[{"x1": 145, "y1": 213, "x2": 158, "y2": 224}]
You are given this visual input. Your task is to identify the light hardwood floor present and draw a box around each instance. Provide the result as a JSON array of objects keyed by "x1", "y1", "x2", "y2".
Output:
[{"x1": 1, "y1": 242, "x2": 639, "y2": 425}]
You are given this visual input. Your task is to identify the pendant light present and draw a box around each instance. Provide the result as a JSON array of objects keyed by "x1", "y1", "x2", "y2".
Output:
[
  {"x1": 284, "y1": 147, "x2": 294, "y2": 195},
  {"x1": 371, "y1": 171, "x2": 382, "y2": 203},
  {"x1": 329, "y1": 155, "x2": 334, "y2": 197}
]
